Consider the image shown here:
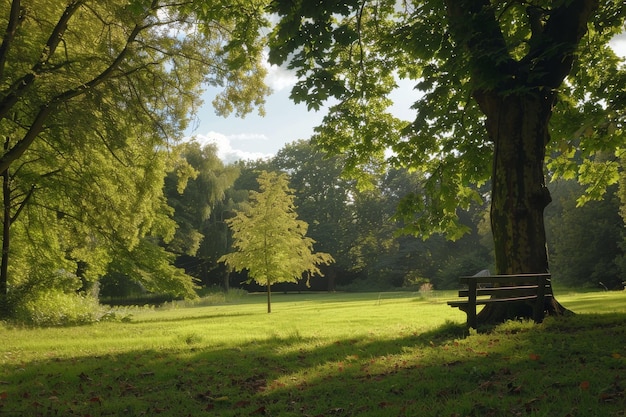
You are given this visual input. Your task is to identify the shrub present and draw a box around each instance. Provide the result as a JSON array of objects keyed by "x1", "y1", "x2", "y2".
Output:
[{"x1": 13, "y1": 290, "x2": 111, "y2": 326}]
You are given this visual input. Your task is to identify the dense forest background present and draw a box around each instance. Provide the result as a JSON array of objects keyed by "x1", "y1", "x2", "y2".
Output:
[{"x1": 100, "y1": 138, "x2": 625, "y2": 302}]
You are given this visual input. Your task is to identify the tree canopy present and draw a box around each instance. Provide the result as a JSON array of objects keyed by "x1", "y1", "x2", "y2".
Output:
[{"x1": 268, "y1": 0, "x2": 625, "y2": 322}]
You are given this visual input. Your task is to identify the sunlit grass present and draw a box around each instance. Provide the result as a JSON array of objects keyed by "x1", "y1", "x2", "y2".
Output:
[{"x1": 1, "y1": 290, "x2": 625, "y2": 416}]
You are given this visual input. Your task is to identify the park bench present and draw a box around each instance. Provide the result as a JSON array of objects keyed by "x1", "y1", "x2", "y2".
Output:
[{"x1": 447, "y1": 273, "x2": 552, "y2": 329}]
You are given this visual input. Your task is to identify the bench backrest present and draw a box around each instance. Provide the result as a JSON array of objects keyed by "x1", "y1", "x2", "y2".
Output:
[{"x1": 458, "y1": 273, "x2": 551, "y2": 299}]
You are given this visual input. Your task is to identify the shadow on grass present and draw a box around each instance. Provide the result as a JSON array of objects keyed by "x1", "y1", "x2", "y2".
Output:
[
  {"x1": 134, "y1": 311, "x2": 257, "y2": 324},
  {"x1": 2, "y1": 314, "x2": 625, "y2": 416}
]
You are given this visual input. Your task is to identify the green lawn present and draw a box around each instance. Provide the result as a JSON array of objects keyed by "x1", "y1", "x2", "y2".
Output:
[{"x1": 1, "y1": 290, "x2": 625, "y2": 416}]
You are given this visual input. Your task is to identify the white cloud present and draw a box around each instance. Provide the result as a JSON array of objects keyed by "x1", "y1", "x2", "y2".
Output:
[
  {"x1": 265, "y1": 64, "x2": 299, "y2": 91},
  {"x1": 190, "y1": 132, "x2": 273, "y2": 164},
  {"x1": 262, "y1": 49, "x2": 299, "y2": 91},
  {"x1": 610, "y1": 33, "x2": 626, "y2": 58}
]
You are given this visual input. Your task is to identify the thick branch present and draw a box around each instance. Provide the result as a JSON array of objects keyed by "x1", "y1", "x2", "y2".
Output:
[
  {"x1": 0, "y1": 0, "x2": 86, "y2": 121},
  {"x1": 522, "y1": 0, "x2": 599, "y2": 88},
  {"x1": 0, "y1": 0, "x2": 24, "y2": 81},
  {"x1": 444, "y1": 0, "x2": 516, "y2": 89}
]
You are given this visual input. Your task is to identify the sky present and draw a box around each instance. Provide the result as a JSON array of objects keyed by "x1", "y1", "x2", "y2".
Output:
[{"x1": 186, "y1": 34, "x2": 626, "y2": 164}]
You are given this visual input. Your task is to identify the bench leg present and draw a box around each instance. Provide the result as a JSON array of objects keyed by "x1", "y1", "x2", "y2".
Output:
[
  {"x1": 533, "y1": 275, "x2": 546, "y2": 323},
  {"x1": 467, "y1": 309, "x2": 477, "y2": 329},
  {"x1": 467, "y1": 280, "x2": 477, "y2": 328}
]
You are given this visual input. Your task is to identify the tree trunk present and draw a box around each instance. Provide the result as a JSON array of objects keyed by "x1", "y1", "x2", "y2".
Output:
[
  {"x1": 223, "y1": 269, "x2": 230, "y2": 292},
  {"x1": 267, "y1": 283, "x2": 272, "y2": 313},
  {"x1": 0, "y1": 165, "x2": 9, "y2": 318},
  {"x1": 475, "y1": 90, "x2": 571, "y2": 324}
]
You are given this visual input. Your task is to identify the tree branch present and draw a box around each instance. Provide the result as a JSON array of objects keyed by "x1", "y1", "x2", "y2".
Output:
[
  {"x1": 0, "y1": 3, "x2": 153, "y2": 174},
  {"x1": 443, "y1": 0, "x2": 516, "y2": 90},
  {"x1": 0, "y1": 0, "x2": 25, "y2": 81},
  {"x1": 0, "y1": 0, "x2": 86, "y2": 121},
  {"x1": 10, "y1": 183, "x2": 35, "y2": 223},
  {"x1": 522, "y1": 0, "x2": 599, "y2": 88}
]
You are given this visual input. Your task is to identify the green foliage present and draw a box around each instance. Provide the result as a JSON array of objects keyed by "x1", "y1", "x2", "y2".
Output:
[
  {"x1": 435, "y1": 250, "x2": 493, "y2": 289},
  {"x1": 0, "y1": 0, "x2": 271, "y2": 316},
  {"x1": 108, "y1": 239, "x2": 199, "y2": 300},
  {"x1": 402, "y1": 271, "x2": 432, "y2": 290},
  {"x1": 268, "y1": 0, "x2": 626, "y2": 287},
  {"x1": 220, "y1": 171, "x2": 334, "y2": 295},
  {"x1": 13, "y1": 290, "x2": 110, "y2": 327},
  {"x1": 546, "y1": 180, "x2": 624, "y2": 289},
  {"x1": 265, "y1": 140, "x2": 494, "y2": 291},
  {"x1": 162, "y1": 287, "x2": 248, "y2": 309},
  {"x1": 165, "y1": 141, "x2": 240, "y2": 258},
  {"x1": 6, "y1": 264, "x2": 120, "y2": 326},
  {"x1": 269, "y1": 140, "x2": 355, "y2": 270}
]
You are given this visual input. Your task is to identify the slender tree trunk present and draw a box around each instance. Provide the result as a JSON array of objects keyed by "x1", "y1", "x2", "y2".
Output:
[
  {"x1": 475, "y1": 90, "x2": 571, "y2": 324},
  {"x1": 0, "y1": 164, "x2": 9, "y2": 318},
  {"x1": 223, "y1": 270, "x2": 230, "y2": 292},
  {"x1": 267, "y1": 283, "x2": 272, "y2": 313}
]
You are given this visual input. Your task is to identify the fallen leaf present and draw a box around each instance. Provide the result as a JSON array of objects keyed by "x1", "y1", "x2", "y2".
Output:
[
  {"x1": 250, "y1": 405, "x2": 266, "y2": 415},
  {"x1": 611, "y1": 353, "x2": 621, "y2": 359},
  {"x1": 599, "y1": 393, "x2": 619, "y2": 402},
  {"x1": 529, "y1": 353, "x2": 540, "y2": 361},
  {"x1": 579, "y1": 381, "x2": 590, "y2": 390},
  {"x1": 0, "y1": 392, "x2": 7, "y2": 400}
]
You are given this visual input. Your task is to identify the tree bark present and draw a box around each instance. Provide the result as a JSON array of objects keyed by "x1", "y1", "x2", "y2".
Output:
[
  {"x1": 444, "y1": 0, "x2": 597, "y2": 326},
  {"x1": 474, "y1": 90, "x2": 571, "y2": 324}
]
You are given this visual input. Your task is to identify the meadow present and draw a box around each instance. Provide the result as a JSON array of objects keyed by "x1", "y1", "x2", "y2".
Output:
[{"x1": 1, "y1": 290, "x2": 625, "y2": 416}]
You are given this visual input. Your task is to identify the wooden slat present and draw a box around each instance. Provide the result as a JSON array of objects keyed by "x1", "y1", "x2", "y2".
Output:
[
  {"x1": 459, "y1": 273, "x2": 550, "y2": 284},
  {"x1": 459, "y1": 285, "x2": 543, "y2": 298},
  {"x1": 448, "y1": 293, "x2": 553, "y2": 306}
]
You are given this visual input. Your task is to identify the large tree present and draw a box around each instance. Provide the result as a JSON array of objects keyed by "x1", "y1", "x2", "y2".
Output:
[
  {"x1": 268, "y1": 0, "x2": 625, "y2": 323},
  {"x1": 219, "y1": 171, "x2": 333, "y2": 313},
  {"x1": 164, "y1": 141, "x2": 240, "y2": 286},
  {"x1": 0, "y1": 0, "x2": 269, "y2": 316}
]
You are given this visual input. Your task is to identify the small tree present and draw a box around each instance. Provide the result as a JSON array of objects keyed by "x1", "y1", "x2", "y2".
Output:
[{"x1": 219, "y1": 171, "x2": 334, "y2": 313}]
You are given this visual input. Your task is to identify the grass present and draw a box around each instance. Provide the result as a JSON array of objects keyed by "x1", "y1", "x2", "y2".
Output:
[{"x1": 0, "y1": 290, "x2": 625, "y2": 416}]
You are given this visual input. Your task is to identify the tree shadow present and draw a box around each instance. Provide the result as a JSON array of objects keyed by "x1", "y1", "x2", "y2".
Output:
[{"x1": 2, "y1": 314, "x2": 625, "y2": 416}]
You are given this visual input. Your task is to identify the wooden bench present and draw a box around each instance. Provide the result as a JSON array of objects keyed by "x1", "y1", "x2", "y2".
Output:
[{"x1": 447, "y1": 273, "x2": 552, "y2": 329}]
